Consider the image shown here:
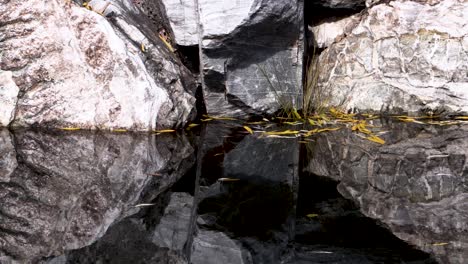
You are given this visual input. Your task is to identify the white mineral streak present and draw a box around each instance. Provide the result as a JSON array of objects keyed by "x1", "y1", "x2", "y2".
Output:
[{"x1": 319, "y1": 0, "x2": 468, "y2": 113}]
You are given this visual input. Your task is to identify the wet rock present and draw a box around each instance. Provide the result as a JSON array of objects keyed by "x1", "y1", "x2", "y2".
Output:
[
  {"x1": 0, "y1": 130, "x2": 194, "y2": 262},
  {"x1": 0, "y1": 0, "x2": 195, "y2": 130},
  {"x1": 224, "y1": 135, "x2": 299, "y2": 184},
  {"x1": 318, "y1": 0, "x2": 468, "y2": 114},
  {"x1": 305, "y1": 122, "x2": 468, "y2": 263},
  {"x1": 162, "y1": 0, "x2": 304, "y2": 117}
]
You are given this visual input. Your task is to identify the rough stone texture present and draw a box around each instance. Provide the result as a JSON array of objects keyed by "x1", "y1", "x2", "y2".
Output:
[
  {"x1": 309, "y1": 15, "x2": 360, "y2": 49},
  {"x1": 305, "y1": 122, "x2": 468, "y2": 263},
  {"x1": 161, "y1": 0, "x2": 198, "y2": 46},
  {"x1": 0, "y1": 71, "x2": 19, "y2": 127},
  {"x1": 191, "y1": 229, "x2": 247, "y2": 264},
  {"x1": 0, "y1": 130, "x2": 194, "y2": 263},
  {"x1": 0, "y1": 130, "x2": 17, "y2": 182},
  {"x1": 152, "y1": 192, "x2": 194, "y2": 251},
  {"x1": 224, "y1": 135, "x2": 299, "y2": 185},
  {"x1": 318, "y1": 0, "x2": 468, "y2": 114},
  {"x1": 162, "y1": 0, "x2": 304, "y2": 117},
  {"x1": 0, "y1": 0, "x2": 196, "y2": 130}
]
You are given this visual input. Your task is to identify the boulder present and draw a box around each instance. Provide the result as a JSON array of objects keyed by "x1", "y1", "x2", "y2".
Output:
[
  {"x1": 305, "y1": 122, "x2": 468, "y2": 263},
  {"x1": 317, "y1": 0, "x2": 468, "y2": 115},
  {"x1": 0, "y1": 0, "x2": 196, "y2": 130},
  {"x1": 162, "y1": 0, "x2": 304, "y2": 117},
  {"x1": 0, "y1": 130, "x2": 195, "y2": 262}
]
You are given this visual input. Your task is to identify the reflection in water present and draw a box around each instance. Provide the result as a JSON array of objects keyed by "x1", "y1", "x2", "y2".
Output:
[
  {"x1": 0, "y1": 129, "x2": 194, "y2": 263},
  {"x1": 1, "y1": 121, "x2": 465, "y2": 263},
  {"x1": 306, "y1": 121, "x2": 468, "y2": 264}
]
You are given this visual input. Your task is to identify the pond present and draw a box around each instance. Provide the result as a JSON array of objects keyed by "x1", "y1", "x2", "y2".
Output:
[{"x1": 1, "y1": 119, "x2": 467, "y2": 263}]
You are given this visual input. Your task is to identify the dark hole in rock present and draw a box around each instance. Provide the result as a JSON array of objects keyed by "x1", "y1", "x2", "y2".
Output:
[
  {"x1": 305, "y1": 2, "x2": 366, "y2": 27},
  {"x1": 176, "y1": 45, "x2": 200, "y2": 74}
]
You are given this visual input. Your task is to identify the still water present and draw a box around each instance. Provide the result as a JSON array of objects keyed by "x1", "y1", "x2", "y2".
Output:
[{"x1": 1, "y1": 120, "x2": 467, "y2": 263}]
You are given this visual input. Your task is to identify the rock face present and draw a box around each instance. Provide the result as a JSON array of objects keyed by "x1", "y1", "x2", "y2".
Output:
[
  {"x1": 317, "y1": 0, "x2": 468, "y2": 115},
  {"x1": 162, "y1": 0, "x2": 304, "y2": 117},
  {"x1": 0, "y1": 71, "x2": 19, "y2": 127},
  {"x1": 0, "y1": 129, "x2": 194, "y2": 263},
  {"x1": 0, "y1": 0, "x2": 196, "y2": 130},
  {"x1": 305, "y1": 122, "x2": 468, "y2": 263}
]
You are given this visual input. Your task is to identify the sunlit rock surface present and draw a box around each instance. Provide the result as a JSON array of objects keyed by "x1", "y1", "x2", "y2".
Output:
[
  {"x1": 318, "y1": 0, "x2": 468, "y2": 114},
  {"x1": 309, "y1": 15, "x2": 360, "y2": 49},
  {"x1": 0, "y1": 71, "x2": 19, "y2": 127},
  {"x1": 162, "y1": 0, "x2": 304, "y2": 117},
  {"x1": 0, "y1": 130, "x2": 194, "y2": 263},
  {"x1": 305, "y1": 122, "x2": 468, "y2": 263},
  {"x1": 0, "y1": 0, "x2": 196, "y2": 130}
]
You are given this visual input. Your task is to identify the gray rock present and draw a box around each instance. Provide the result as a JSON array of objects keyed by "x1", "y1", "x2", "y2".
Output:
[
  {"x1": 317, "y1": 0, "x2": 468, "y2": 115},
  {"x1": 162, "y1": 0, "x2": 304, "y2": 117},
  {"x1": 0, "y1": 0, "x2": 196, "y2": 130},
  {"x1": 305, "y1": 122, "x2": 468, "y2": 263},
  {"x1": 191, "y1": 229, "x2": 249, "y2": 264},
  {"x1": 315, "y1": 0, "x2": 366, "y2": 9},
  {"x1": 152, "y1": 192, "x2": 194, "y2": 251},
  {"x1": 224, "y1": 135, "x2": 299, "y2": 185},
  {"x1": 0, "y1": 129, "x2": 17, "y2": 182},
  {"x1": 0, "y1": 130, "x2": 194, "y2": 262}
]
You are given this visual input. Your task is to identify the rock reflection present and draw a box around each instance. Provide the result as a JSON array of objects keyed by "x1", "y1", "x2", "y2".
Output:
[
  {"x1": 0, "y1": 129, "x2": 194, "y2": 263},
  {"x1": 305, "y1": 122, "x2": 468, "y2": 264}
]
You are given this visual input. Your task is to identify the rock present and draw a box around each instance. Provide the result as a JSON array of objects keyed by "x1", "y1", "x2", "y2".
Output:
[
  {"x1": 152, "y1": 192, "x2": 194, "y2": 251},
  {"x1": 223, "y1": 134, "x2": 299, "y2": 184},
  {"x1": 0, "y1": 71, "x2": 19, "y2": 127},
  {"x1": 317, "y1": 0, "x2": 468, "y2": 114},
  {"x1": 314, "y1": 0, "x2": 366, "y2": 9},
  {"x1": 191, "y1": 229, "x2": 248, "y2": 264},
  {"x1": 309, "y1": 14, "x2": 360, "y2": 49},
  {"x1": 0, "y1": 130, "x2": 195, "y2": 262},
  {"x1": 0, "y1": 0, "x2": 196, "y2": 130},
  {"x1": 304, "y1": 122, "x2": 468, "y2": 263},
  {"x1": 0, "y1": 129, "x2": 17, "y2": 182},
  {"x1": 162, "y1": 0, "x2": 304, "y2": 117},
  {"x1": 161, "y1": 0, "x2": 198, "y2": 46}
]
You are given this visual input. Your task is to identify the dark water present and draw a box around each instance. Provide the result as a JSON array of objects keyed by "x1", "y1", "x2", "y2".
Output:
[{"x1": 1, "y1": 120, "x2": 467, "y2": 263}]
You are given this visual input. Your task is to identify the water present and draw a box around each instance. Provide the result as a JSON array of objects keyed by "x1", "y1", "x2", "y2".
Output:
[{"x1": 1, "y1": 120, "x2": 467, "y2": 263}]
